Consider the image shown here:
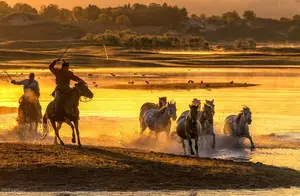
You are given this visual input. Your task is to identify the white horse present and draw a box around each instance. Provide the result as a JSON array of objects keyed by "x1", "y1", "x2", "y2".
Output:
[
  {"x1": 141, "y1": 101, "x2": 177, "y2": 140},
  {"x1": 223, "y1": 106, "x2": 255, "y2": 150}
]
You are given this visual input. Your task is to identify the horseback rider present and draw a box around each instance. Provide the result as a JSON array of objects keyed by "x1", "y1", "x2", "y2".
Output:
[
  {"x1": 49, "y1": 59, "x2": 86, "y2": 121},
  {"x1": 11, "y1": 73, "x2": 42, "y2": 122}
]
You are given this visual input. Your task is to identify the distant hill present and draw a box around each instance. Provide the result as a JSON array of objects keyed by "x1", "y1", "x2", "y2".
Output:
[{"x1": 0, "y1": 13, "x2": 85, "y2": 40}]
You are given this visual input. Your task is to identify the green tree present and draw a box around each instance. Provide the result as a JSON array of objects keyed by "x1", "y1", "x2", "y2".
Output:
[
  {"x1": 293, "y1": 15, "x2": 300, "y2": 21},
  {"x1": 40, "y1": 4, "x2": 60, "y2": 20},
  {"x1": 59, "y1": 8, "x2": 73, "y2": 22},
  {"x1": 222, "y1": 11, "x2": 241, "y2": 24},
  {"x1": 199, "y1": 14, "x2": 206, "y2": 21},
  {"x1": 243, "y1": 10, "x2": 256, "y2": 21},
  {"x1": 116, "y1": 15, "x2": 132, "y2": 27},
  {"x1": 85, "y1": 4, "x2": 101, "y2": 21},
  {"x1": 72, "y1": 6, "x2": 85, "y2": 21},
  {"x1": 98, "y1": 13, "x2": 112, "y2": 24},
  {"x1": 191, "y1": 14, "x2": 198, "y2": 20},
  {"x1": 280, "y1": 17, "x2": 291, "y2": 22},
  {"x1": 0, "y1": 1, "x2": 12, "y2": 15},
  {"x1": 13, "y1": 3, "x2": 37, "y2": 14}
]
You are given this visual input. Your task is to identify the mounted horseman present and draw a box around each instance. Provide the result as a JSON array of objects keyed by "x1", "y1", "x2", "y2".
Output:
[
  {"x1": 49, "y1": 58, "x2": 86, "y2": 121},
  {"x1": 11, "y1": 73, "x2": 42, "y2": 128},
  {"x1": 43, "y1": 58, "x2": 93, "y2": 147}
]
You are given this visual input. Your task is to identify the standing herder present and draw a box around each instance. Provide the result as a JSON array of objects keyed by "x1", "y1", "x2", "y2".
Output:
[
  {"x1": 11, "y1": 73, "x2": 42, "y2": 122},
  {"x1": 49, "y1": 59, "x2": 86, "y2": 121}
]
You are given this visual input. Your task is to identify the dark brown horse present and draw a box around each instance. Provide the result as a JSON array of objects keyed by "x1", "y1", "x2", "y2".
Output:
[
  {"x1": 176, "y1": 105, "x2": 200, "y2": 156},
  {"x1": 41, "y1": 82, "x2": 93, "y2": 147},
  {"x1": 17, "y1": 89, "x2": 42, "y2": 138}
]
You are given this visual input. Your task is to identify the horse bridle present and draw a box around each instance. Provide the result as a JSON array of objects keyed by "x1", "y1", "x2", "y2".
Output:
[
  {"x1": 80, "y1": 96, "x2": 92, "y2": 103},
  {"x1": 76, "y1": 83, "x2": 93, "y2": 103}
]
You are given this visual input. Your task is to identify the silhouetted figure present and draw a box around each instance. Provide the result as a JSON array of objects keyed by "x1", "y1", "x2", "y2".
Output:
[
  {"x1": 95, "y1": 84, "x2": 98, "y2": 87},
  {"x1": 188, "y1": 80, "x2": 194, "y2": 84},
  {"x1": 128, "y1": 81, "x2": 134, "y2": 85},
  {"x1": 201, "y1": 80, "x2": 203, "y2": 84},
  {"x1": 110, "y1": 73, "x2": 116, "y2": 77},
  {"x1": 145, "y1": 81, "x2": 149, "y2": 84},
  {"x1": 230, "y1": 81, "x2": 234, "y2": 84}
]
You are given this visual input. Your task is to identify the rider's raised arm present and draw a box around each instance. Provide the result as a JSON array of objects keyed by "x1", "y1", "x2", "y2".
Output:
[
  {"x1": 13, "y1": 79, "x2": 26, "y2": 85},
  {"x1": 71, "y1": 73, "x2": 85, "y2": 83},
  {"x1": 49, "y1": 60, "x2": 58, "y2": 76}
]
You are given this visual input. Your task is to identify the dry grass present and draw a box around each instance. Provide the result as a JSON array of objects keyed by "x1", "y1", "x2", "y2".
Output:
[{"x1": 0, "y1": 143, "x2": 299, "y2": 191}]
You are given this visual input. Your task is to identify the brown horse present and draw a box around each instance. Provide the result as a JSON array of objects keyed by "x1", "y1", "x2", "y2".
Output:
[
  {"x1": 176, "y1": 105, "x2": 201, "y2": 156},
  {"x1": 41, "y1": 82, "x2": 93, "y2": 147},
  {"x1": 17, "y1": 89, "x2": 42, "y2": 138}
]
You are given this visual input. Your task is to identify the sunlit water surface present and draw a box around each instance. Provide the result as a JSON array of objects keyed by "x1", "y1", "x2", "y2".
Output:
[{"x1": 1, "y1": 67, "x2": 300, "y2": 194}]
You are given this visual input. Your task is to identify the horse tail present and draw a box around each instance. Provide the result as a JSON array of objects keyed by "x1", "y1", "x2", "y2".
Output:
[{"x1": 40, "y1": 113, "x2": 49, "y2": 140}]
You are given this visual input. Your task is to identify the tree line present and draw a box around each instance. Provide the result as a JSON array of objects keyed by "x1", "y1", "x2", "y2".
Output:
[
  {"x1": 0, "y1": 1, "x2": 187, "y2": 27},
  {"x1": 1, "y1": 1, "x2": 300, "y2": 26}
]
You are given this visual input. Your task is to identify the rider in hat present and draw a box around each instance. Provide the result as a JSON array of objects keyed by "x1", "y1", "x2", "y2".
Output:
[
  {"x1": 11, "y1": 73, "x2": 42, "y2": 122},
  {"x1": 49, "y1": 59, "x2": 86, "y2": 121}
]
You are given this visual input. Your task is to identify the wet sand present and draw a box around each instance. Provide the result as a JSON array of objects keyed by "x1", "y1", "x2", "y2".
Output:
[{"x1": 0, "y1": 143, "x2": 300, "y2": 192}]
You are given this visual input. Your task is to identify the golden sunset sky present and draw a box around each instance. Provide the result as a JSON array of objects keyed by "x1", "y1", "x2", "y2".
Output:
[{"x1": 6, "y1": 0, "x2": 300, "y2": 18}]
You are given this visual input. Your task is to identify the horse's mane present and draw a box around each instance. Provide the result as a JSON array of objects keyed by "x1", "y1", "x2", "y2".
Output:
[
  {"x1": 158, "y1": 106, "x2": 168, "y2": 113},
  {"x1": 236, "y1": 106, "x2": 250, "y2": 124},
  {"x1": 236, "y1": 112, "x2": 243, "y2": 124},
  {"x1": 243, "y1": 105, "x2": 250, "y2": 111}
]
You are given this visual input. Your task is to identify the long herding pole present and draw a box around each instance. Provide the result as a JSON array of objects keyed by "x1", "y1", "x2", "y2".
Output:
[
  {"x1": 59, "y1": 43, "x2": 72, "y2": 60},
  {"x1": 4, "y1": 70, "x2": 12, "y2": 81}
]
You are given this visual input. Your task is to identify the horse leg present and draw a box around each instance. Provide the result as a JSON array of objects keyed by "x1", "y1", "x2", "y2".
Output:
[
  {"x1": 188, "y1": 139, "x2": 195, "y2": 155},
  {"x1": 165, "y1": 124, "x2": 171, "y2": 141},
  {"x1": 195, "y1": 137, "x2": 199, "y2": 156},
  {"x1": 65, "y1": 119, "x2": 76, "y2": 143},
  {"x1": 181, "y1": 139, "x2": 187, "y2": 155},
  {"x1": 211, "y1": 132, "x2": 216, "y2": 149},
  {"x1": 50, "y1": 120, "x2": 64, "y2": 146},
  {"x1": 248, "y1": 136, "x2": 255, "y2": 150},
  {"x1": 140, "y1": 120, "x2": 147, "y2": 135},
  {"x1": 55, "y1": 122, "x2": 63, "y2": 145},
  {"x1": 74, "y1": 120, "x2": 82, "y2": 147}
]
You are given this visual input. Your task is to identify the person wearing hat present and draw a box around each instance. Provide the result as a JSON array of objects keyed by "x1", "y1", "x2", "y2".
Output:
[
  {"x1": 11, "y1": 73, "x2": 42, "y2": 123},
  {"x1": 49, "y1": 58, "x2": 86, "y2": 121}
]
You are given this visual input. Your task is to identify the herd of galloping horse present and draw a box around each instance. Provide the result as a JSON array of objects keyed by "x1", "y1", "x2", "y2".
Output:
[
  {"x1": 20, "y1": 81, "x2": 254, "y2": 155},
  {"x1": 139, "y1": 97, "x2": 255, "y2": 156}
]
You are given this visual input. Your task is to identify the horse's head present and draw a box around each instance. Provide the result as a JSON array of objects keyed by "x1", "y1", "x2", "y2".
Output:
[
  {"x1": 242, "y1": 106, "x2": 252, "y2": 125},
  {"x1": 203, "y1": 102, "x2": 215, "y2": 121},
  {"x1": 205, "y1": 99, "x2": 215, "y2": 115},
  {"x1": 189, "y1": 104, "x2": 199, "y2": 126},
  {"x1": 191, "y1": 98, "x2": 201, "y2": 108},
  {"x1": 158, "y1": 97, "x2": 167, "y2": 108},
  {"x1": 75, "y1": 82, "x2": 94, "y2": 99},
  {"x1": 167, "y1": 101, "x2": 177, "y2": 121}
]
